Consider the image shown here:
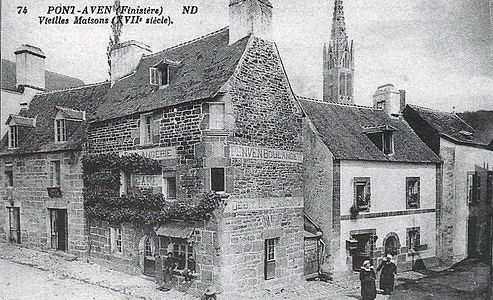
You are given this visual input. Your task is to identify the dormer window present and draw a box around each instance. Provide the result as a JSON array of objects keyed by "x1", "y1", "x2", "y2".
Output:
[
  {"x1": 55, "y1": 119, "x2": 66, "y2": 142},
  {"x1": 5, "y1": 114, "x2": 36, "y2": 149},
  {"x1": 364, "y1": 124, "x2": 396, "y2": 155},
  {"x1": 9, "y1": 126, "x2": 18, "y2": 149},
  {"x1": 150, "y1": 59, "x2": 180, "y2": 87},
  {"x1": 53, "y1": 106, "x2": 85, "y2": 143}
]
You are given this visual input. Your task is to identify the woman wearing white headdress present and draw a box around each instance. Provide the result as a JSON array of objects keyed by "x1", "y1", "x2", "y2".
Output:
[
  {"x1": 360, "y1": 260, "x2": 377, "y2": 300},
  {"x1": 376, "y1": 254, "x2": 397, "y2": 295}
]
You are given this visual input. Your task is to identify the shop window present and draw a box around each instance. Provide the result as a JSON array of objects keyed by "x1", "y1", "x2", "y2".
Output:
[
  {"x1": 209, "y1": 103, "x2": 225, "y2": 130},
  {"x1": 8, "y1": 125, "x2": 18, "y2": 149},
  {"x1": 211, "y1": 168, "x2": 225, "y2": 192},
  {"x1": 264, "y1": 238, "x2": 276, "y2": 280},
  {"x1": 4, "y1": 163, "x2": 14, "y2": 187},
  {"x1": 49, "y1": 161, "x2": 61, "y2": 187},
  {"x1": 110, "y1": 226, "x2": 123, "y2": 254},
  {"x1": 172, "y1": 240, "x2": 194, "y2": 271},
  {"x1": 467, "y1": 172, "x2": 480, "y2": 205},
  {"x1": 354, "y1": 177, "x2": 371, "y2": 212},
  {"x1": 406, "y1": 177, "x2": 420, "y2": 209},
  {"x1": 407, "y1": 227, "x2": 420, "y2": 250},
  {"x1": 8, "y1": 207, "x2": 21, "y2": 244},
  {"x1": 54, "y1": 119, "x2": 66, "y2": 143}
]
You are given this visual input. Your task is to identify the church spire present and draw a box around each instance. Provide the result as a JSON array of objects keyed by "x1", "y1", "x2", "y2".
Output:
[
  {"x1": 323, "y1": 0, "x2": 355, "y2": 104},
  {"x1": 331, "y1": 0, "x2": 347, "y2": 41}
]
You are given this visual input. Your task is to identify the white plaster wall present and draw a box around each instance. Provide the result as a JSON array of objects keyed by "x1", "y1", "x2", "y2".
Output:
[
  {"x1": 335, "y1": 160, "x2": 437, "y2": 271},
  {"x1": 441, "y1": 138, "x2": 493, "y2": 261}
]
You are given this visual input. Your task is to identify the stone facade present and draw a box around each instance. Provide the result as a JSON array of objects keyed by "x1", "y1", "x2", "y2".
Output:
[
  {"x1": 84, "y1": 35, "x2": 304, "y2": 295},
  {"x1": 0, "y1": 151, "x2": 87, "y2": 256}
]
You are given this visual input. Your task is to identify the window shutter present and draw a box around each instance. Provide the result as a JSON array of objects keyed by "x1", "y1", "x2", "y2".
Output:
[
  {"x1": 151, "y1": 118, "x2": 160, "y2": 144},
  {"x1": 150, "y1": 68, "x2": 158, "y2": 85}
]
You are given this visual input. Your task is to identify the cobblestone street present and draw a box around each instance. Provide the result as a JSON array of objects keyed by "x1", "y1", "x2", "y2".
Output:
[{"x1": 1, "y1": 243, "x2": 490, "y2": 300}]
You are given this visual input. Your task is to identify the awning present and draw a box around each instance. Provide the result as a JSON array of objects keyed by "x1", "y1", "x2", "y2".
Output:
[{"x1": 156, "y1": 222, "x2": 195, "y2": 239}]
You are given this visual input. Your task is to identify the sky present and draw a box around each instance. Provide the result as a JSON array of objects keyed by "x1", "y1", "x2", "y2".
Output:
[{"x1": 2, "y1": 0, "x2": 492, "y2": 112}]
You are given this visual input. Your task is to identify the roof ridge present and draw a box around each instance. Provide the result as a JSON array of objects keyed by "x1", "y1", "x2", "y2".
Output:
[
  {"x1": 39, "y1": 81, "x2": 109, "y2": 95},
  {"x1": 144, "y1": 27, "x2": 229, "y2": 59},
  {"x1": 297, "y1": 95, "x2": 378, "y2": 110}
]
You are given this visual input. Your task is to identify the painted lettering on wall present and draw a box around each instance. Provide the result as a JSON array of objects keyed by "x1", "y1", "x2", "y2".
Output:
[
  {"x1": 120, "y1": 146, "x2": 177, "y2": 160},
  {"x1": 229, "y1": 145, "x2": 303, "y2": 163}
]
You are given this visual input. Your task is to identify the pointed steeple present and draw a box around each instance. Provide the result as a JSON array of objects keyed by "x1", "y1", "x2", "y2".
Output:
[
  {"x1": 323, "y1": 0, "x2": 355, "y2": 104},
  {"x1": 331, "y1": 0, "x2": 347, "y2": 41}
]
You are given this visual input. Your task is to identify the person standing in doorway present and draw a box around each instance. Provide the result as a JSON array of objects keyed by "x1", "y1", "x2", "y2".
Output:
[
  {"x1": 360, "y1": 260, "x2": 377, "y2": 300},
  {"x1": 377, "y1": 254, "x2": 397, "y2": 295}
]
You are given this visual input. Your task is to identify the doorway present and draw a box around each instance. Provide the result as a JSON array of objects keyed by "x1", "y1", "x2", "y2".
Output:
[
  {"x1": 142, "y1": 236, "x2": 156, "y2": 276},
  {"x1": 351, "y1": 233, "x2": 375, "y2": 271},
  {"x1": 384, "y1": 235, "x2": 399, "y2": 256},
  {"x1": 49, "y1": 209, "x2": 68, "y2": 251}
]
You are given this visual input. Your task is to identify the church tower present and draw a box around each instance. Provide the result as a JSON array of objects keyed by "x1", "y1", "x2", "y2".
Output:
[{"x1": 323, "y1": 0, "x2": 354, "y2": 103}]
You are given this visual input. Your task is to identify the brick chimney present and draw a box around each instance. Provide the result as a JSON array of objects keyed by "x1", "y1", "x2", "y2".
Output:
[
  {"x1": 14, "y1": 44, "x2": 46, "y2": 91},
  {"x1": 110, "y1": 40, "x2": 151, "y2": 86},
  {"x1": 373, "y1": 83, "x2": 402, "y2": 117},
  {"x1": 229, "y1": 0, "x2": 273, "y2": 45}
]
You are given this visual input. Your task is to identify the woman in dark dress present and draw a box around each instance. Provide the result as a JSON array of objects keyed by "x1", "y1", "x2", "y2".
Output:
[
  {"x1": 360, "y1": 260, "x2": 377, "y2": 300},
  {"x1": 377, "y1": 254, "x2": 397, "y2": 295}
]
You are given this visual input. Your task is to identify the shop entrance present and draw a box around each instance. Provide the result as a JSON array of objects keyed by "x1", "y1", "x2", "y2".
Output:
[{"x1": 49, "y1": 209, "x2": 68, "y2": 251}]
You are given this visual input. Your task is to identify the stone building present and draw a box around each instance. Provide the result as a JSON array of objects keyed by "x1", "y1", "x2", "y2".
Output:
[
  {"x1": 83, "y1": 0, "x2": 305, "y2": 295},
  {"x1": 403, "y1": 105, "x2": 493, "y2": 264},
  {"x1": 322, "y1": 0, "x2": 355, "y2": 104},
  {"x1": 1, "y1": 45, "x2": 84, "y2": 136},
  {"x1": 299, "y1": 96, "x2": 442, "y2": 275},
  {"x1": 0, "y1": 82, "x2": 109, "y2": 255}
]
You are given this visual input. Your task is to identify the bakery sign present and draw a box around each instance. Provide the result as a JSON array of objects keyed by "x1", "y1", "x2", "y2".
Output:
[
  {"x1": 229, "y1": 145, "x2": 303, "y2": 163},
  {"x1": 120, "y1": 146, "x2": 177, "y2": 160}
]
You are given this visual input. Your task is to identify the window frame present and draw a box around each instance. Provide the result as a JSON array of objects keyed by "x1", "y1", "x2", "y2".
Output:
[
  {"x1": 406, "y1": 227, "x2": 421, "y2": 251},
  {"x1": 54, "y1": 119, "x2": 67, "y2": 143},
  {"x1": 8, "y1": 125, "x2": 19, "y2": 149},
  {"x1": 8, "y1": 207, "x2": 21, "y2": 244},
  {"x1": 467, "y1": 172, "x2": 480, "y2": 205},
  {"x1": 208, "y1": 102, "x2": 226, "y2": 130},
  {"x1": 4, "y1": 163, "x2": 14, "y2": 187},
  {"x1": 149, "y1": 65, "x2": 170, "y2": 87},
  {"x1": 110, "y1": 226, "x2": 123, "y2": 254},
  {"x1": 171, "y1": 240, "x2": 194, "y2": 271},
  {"x1": 382, "y1": 130, "x2": 394, "y2": 155},
  {"x1": 210, "y1": 168, "x2": 225, "y2": 193},
  {"x1": 163, "y1": 176, "x2": 177, "y2": 200},
  {"x1": 354, "y1": 177, "x2": 371, "y2": 212},
  {"x1": 49, "y1": 160, "x2": 61, "y2": 187},
  {"x1": 264, "y1": 238, "x2": 276, "y2": 280},
  {"x1": 139, "y1": 113, "x2": 154, "y2": 145},
  {"x1": 406, "y1": 177, "x2": 421, "y2": 209}
]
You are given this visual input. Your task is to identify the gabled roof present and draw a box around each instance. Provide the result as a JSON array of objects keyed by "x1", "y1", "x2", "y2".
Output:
[
  {"x1": 0, "y1": 82, "x2": 110, "y2": 155},
  {"x1": 407, "y1": 105, "x2": 491, "y2": 147},
  {"x1": 5, "y1": 115, "x2": 36, "y2": 127},
  {"x1": 92, "y1": 27, "x2": 250, "y2": 122},
  {"x1": 298, "y1": 97, "x2": 441, "y2": 163},
  {"x1": 55, "y1": 106, "x2": 85, "y2": 121},
  {"x1": 1, "y1": 59, "x2": 85, "y2": 92}
]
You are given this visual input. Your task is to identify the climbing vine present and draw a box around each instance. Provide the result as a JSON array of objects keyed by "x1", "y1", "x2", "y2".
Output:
[{"x1": 83, "y1": 153, "x2": 222, "y2": 225}]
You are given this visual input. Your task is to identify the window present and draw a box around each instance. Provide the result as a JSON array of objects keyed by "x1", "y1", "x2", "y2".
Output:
[
  {"x1": 150, "y1": 65, "x2": 169, "y2": 86},
  {"x1": 264, "y1": 238, "x2": 276, "y2": 280},
  {"x1": 4, "y1": 163, "x2": 13, "y2": 187},
  {"x1": 467, "y1": 172, "x2": 480, "y2": 205},
  {"x1": 144, "y1": 236, "x2": 153, "y2": 257},
  {"x1": 110, "y1": 227, "x2": 123, "y2": 253},
  {"x1": 383, "y1": 131, "x2": 394, "y2": 155},
  {"x1": 209, "y1": 103, "x2": 225, "y2": 130},
  {"x1": 365, "y1": 127, "x2": 395, "y2": 155},
  {"x1": 8, "y1": 125, "x2": 18, "y2": 148},
  {"x1": 407, "y1": 227, "x2": 420, "y2": 250},
  {"x1": 50, "y1": 161, "x2": 61, "y2": 187},
  {"x1": 55, "y1": 119, "x2": 66, "y2": 142},
  {"x1": 8, "y1": 207, "x2": 20, "y2": 244},
  {"x1": 163, "y1": 176, "x2": 177, "y2": 199},
  {"x1": 406, "y1": 177, "x2": 420, "y2": 209},
  {"x1": 172, "y1": 241, "x2": 194, "y2": 271},
  {"x1": 354, "y1": 177, "x2": 371, "y2": 212},
  {"x1": 211, "y1": 168, "x2": 225, "y2": 192},
  {"x1": 139, "y1": 114, "x2": 155, "y2": 145}
]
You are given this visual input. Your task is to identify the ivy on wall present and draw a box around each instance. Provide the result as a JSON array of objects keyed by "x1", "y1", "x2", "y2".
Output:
[{"x1": 83, "y1": 153, "x2": 222, "y2": 225}]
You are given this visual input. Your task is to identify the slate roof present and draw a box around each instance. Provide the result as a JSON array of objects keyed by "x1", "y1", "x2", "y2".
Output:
[
  {"x1": 298, "y1": 97, "x2": 441, "y2": 163},
  {"x1": 92, "y1": 27, "x2": 250, "y2": 122},
  {"x1": 407, "y1": 105, "x2": 491, "y2": 147},
  {"x1": 1, "y1": 59, "x2": 85, "y2": 92},
  {"x1": 0, "y1": 82, "x2": 110, "y2": 155}
]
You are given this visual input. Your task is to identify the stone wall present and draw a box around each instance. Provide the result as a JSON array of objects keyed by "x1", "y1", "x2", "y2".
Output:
[{"x1": 0, "y1": 151, "x2": 87, "y2": 256}]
